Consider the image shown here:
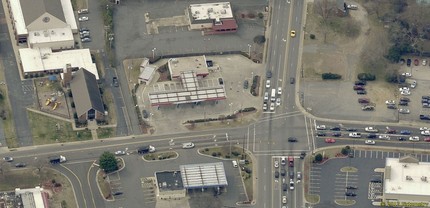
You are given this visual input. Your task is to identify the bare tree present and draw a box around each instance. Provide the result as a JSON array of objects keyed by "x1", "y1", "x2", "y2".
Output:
[{"x1": 314, "y1": 0, "x2": 336, "y2": 43}]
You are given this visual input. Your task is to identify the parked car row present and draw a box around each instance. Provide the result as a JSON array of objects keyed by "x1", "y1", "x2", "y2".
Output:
[
  {"x1": 422, "y1": 96, "x2": 430, "y2": 109},
  {"x1": 404, "y1": 58, "x2": 427, "y2": 67},
  {"x1": 77, "y1": 9, "x2": 92, "y2": 43}
]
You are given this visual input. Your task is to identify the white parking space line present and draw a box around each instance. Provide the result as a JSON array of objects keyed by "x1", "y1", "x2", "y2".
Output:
[
  {"x1": 359, "y1": 150, "x2": 362, "y2": 157},
  {"x1": 370, "y1": 151, "x2": 373, "y2": 158}
]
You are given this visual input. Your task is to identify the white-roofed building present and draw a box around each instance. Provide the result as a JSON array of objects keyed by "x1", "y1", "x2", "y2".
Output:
[
  {"x1": 380, "y1": 156, "x2": 430, "y2": 207},
  {"x1": 19, "y1": 48, "x2": 99, "y2": 80},
  {"x1": 15, "y1": 186, "x2": 49, "y2": 208},
  {"x1": 179, "y1": 162, "x2": 228, "y2": 190},
  {"x1": 28, "y1": 28, "x2": 74, "y2": 50},
  {"x1": 6, "y1": 0, "x2": 78, "y2": 45},
  {"x1": 188, "y1": 2, "x2": 238, "y2": 35}
]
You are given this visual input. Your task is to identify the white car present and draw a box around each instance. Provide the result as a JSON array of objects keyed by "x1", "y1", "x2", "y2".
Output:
[
  {"x1": 282, "y1": 196, "x2": 287, "y2": 204},
  {"x1": 114, "y1": 150, "x2": 126, "y2": 156},
  {"x1": 281, "y1": 157, "x2": 286, "y2": 166},
  {"x1": 289, "y1": 179, "x2": 295, "y2": 190},
  {"x1": 264, "y1": 92, "x2": 269, "y2": 101},
  {"x1": 79, "y1": 30, "x2": 90, "y2": 35},
  {"x1": 78, "y1": 16, "x2": 89, "y2": 22},
  {"x1": 77, "y1": 9, "x2": 89, "y2": 14},
  {"x1": 348, "y1": 133, "x2": 361, "y2": 138},
  {"x1": 316, "y1": 125, "x2": 326, "y2": 130},
  {"x1": 182, "y1": 142, "x2": 195, "y2": 149},
  {"x1": 365, "y1": 140, "x2": 375, "y2": 145},
  {"x1": 420, "y1": 127, "x2": 429, "y2": 131},
  {"x1": 423, "y1": 59, "x2": 427, "y2": 66},
  {"x1": 378, "y1": 135, "x2": 390, "y2": 140},
  {"x1": 399, "y1": 87, "x2": 410, "y2": 92},
  {"x1": 401, "y1": 73, "x2": 412, "y2": 77},
  {"x1": 385, "y1": 100, "x2": 395, "y2": 105},
  {"x1": 266, "y1": 80, "x2": 271, "y2": 88},
  {"x1": 276, "y1": 98, "x2": 281, "y2": 106},
  {"x1": 421, "y1": 130, "x2": 430, "y2": 136},
  {"x1": 409, "y1": 136, "x2": 420, "y2": 141},
  {"x1": 277, "y1": 87, "x2": 282, "y2": 95},
  {"x1": 270, "y1": 103, "x2": 275, "y2": 111},
  {"x1": 365, "y1": 127, "x2": 378, "y2": 133},
  {"x1": 398, "y1": 108, "x2": 410, "y2": 114},
  {"x1": 400, "y1": 90, "x2": 411, "y2": 96},
  {"x1": 274, "y1": 161, "x2": 279, "y2": 168},
  {"x1": 263, "y1": 103, "x2": 268, "y2": 111}
]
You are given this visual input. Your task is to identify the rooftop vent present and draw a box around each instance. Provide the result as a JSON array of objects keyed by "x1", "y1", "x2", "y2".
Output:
[
  {"x1": 406, "y1": 176, "x2": 413, "y2": 181},
  {"x1": 422, "y1": 176, "x2": 428, "y2": 182}
]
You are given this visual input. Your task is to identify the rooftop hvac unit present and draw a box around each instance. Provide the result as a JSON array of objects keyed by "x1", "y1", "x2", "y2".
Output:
[
  {"x1": 406, "y1": 176, "x2": 413, "y2": 181},
  {"x1": 221, "y1": 9, "x2": 226, "y2": 14},
  {"x1": 208, "y1": 8, "x2": 213, "y2": 12},
  {"x1": 51, "y1": 30, "x2": 55, "y2": 35},
  {"x1": 422, "y1": 176, "x2": 428, "y2": 182}
]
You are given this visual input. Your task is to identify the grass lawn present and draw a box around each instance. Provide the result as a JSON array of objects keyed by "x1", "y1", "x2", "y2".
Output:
[
  {"x1": 0, "y1": 168, "x2": 77, "y2": 208},
  {"x1": 28, "y1": 111, "x2": 92, "y2": 145},
  {"x1": 143, "y1": 151, "x2": 178, "y2": 161},
  {"x1": 97, "y1": 171, "x2": 112, "y2": 200},
  {"x1": 0, "y1": 58, "x2": 17, "y2": 147},
  {"x1": 101, "y1": 89, "x2": 116, "y2": 125},
  {"x1": 97, "y1": 127, "x2": 115, "y2": 139}
]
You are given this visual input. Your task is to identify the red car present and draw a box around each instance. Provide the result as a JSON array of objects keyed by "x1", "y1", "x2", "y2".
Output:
[
  {"x1": 424, "y1": 137, "x2": 430, "y2": 142},
  {"x1": 358, "y1": 98, "x2": 370, "y2": 104},
  {"x1": 414, "y1": 59, "x2": 419, "y2": 66},
  {"x1": 288, "y1": 156, "x2": 294, "y2": 167},
  {"x1": 353, "y1": 85, "x2": 365, "y2": 91},
  {"x1": 325, "y1": 138, "x2": 336, "y2": 143},
  {"x1": 386, "y1": 129, "x2": 397, "y2": 134}
]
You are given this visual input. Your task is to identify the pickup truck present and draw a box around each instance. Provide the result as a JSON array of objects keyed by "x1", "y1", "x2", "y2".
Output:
[{"x1": 49, "y1": 155, "x2": 67, "y2": 164}]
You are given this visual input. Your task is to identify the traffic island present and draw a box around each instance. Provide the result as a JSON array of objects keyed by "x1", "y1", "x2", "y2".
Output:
[
  {"x1": 199, "y1": 145, "x2": 254, "y2": 204},
  {"x1": 335, "y1": 199, "x2": 356, "y2": 206},
  {"x1": 341, "y1": 166, "x2": 358, "y2": 173},
  {"x1": 96, "y1": 157, "x2": 125, "y2": 201},
  {"x1": 142, "y1": 151, "x2": 178, "y2": 161}
]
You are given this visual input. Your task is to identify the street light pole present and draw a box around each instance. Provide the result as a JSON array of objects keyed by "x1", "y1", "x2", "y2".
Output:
[
  {"x1": 247, "y1": 44, "x2": 252, "y2": 57},
  {"x1": 152, "y1": 48, "x2": 156, "y2": 59}
]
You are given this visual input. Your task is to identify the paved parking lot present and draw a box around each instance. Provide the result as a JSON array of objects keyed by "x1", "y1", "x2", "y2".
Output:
[
  {"x1": 78, "y1": 0, "x2": 106, "y2": 50},
  {"x1": 104, "y1": 150, "x2": 245, "y2": 208},
  {"x1": 310, "y1": 149, "x2": 430, "y2": 208}
]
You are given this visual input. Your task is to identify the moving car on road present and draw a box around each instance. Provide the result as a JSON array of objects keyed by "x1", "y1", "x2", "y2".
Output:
[
  {"x1": 182, "y1": 142, "x2": 195, "y2": 149},
  {"x1": 288, "y1": 137, "x2": 297, "y2": 142},
  {"x1": 325, "y1": 138, "x2": 336, "y2": 143},
  {"x1": 409, "y1": 136, "x2": 420, "y2": 142},
  {"x1": 365, "y1": 140, "x2": 375, "y2": 145},
  {"x1": 2, "y1": 157, "x2": 13, "y2": 162},
  {"x1": 378, "y1": 135, "x2": 390, "y2": 140},
  {"x1": 316, "y1": 125, "x2": 326, "y2": 130},
  {"x1": 290, "y1": 30, "x2": 296, "y2": 37},
  {"x1": 15, "y1": 162, "x2": 26, "y2": 168},
  {"x1": 348, "y1": 133, "x2": 361, "y2": 138},
  {"x1": 282, "y1": 196, "x2": 287, "y2": 204},
  {"x1": 114, "y1": 151, "x2": 126, "y2": 156},
  {"x1": 365, "y1": 127, "x2": 379, "y2": 132}
]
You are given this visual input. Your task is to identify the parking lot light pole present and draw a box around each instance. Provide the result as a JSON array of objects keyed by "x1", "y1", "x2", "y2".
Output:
[{"x1": 152, "y1": 48, "x2": 156, "y2": 59}]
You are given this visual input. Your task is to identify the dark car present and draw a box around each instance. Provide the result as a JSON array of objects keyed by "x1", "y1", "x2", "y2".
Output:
[
  {"x1": 218, "y1": 78, "x2": 224, "y2": 85},
  {"x1": 316, "y1": 132, "x2": 326, "y2": 136},
  {"x1": 422, "y1": 96, "x2": 430, "y2": 100},
  {"x1": 112, "y1": 77, "x2": 119, "y2": 87},
  {"x1": 386, "y1": 129, "x2": 397, "y2": 134},
  {"x1": 346, "y1": 186, "x2": 358, "y2": 189},
  {"x1": 414, "y1": 59, "x2": 419, "y2": 66},
  {"x1": 113, "y1": 192, "x2": 123, "y2": 196},
  {"x1": 345, "y1": 192, "x2": 357, "y2": 197},
  {"x1": 367, "y1": 133, "x2": 377, "y2": 138},
  {"x1": 332, "y1": 132, "x2": 342, "y2": 137},
  {"x1": 280, "y1": 169, "x2": 286, "y2": 176},
  {"x1": 330, "y1": 126, "x2": 341, "y2": 131},
  {"x1": 348, "y1": 152, "x2": 354, "y2": 158},
  {"x1": 15, "y1": 163, "x2": 26, "y2": 168},
  {"x1": 346, "y1": 128, "x2": 357, "y2": 132},
  {"x1": 300, "y1": 152, "x2": 306, "y2": 159},
  {"x1": 243, "y1": 80, "x2": 249, "y2": 89},
  {"x1": 266, "y1": 71, "x2": 272, "y2": 78},
  {"x1": 353, "y1": 85, "x2": 365, "y2": 91},
  {"x1": 142, "y1": 110, "x2": 149, "y2": 119},
  {"x1": 407, "y1": 58, "x2": 411, "y2": 66},
  {"x1": 420, "y1": 115, "x2": 430, "y2": 120},
  {"x1": 400, "y1": 97, "x2": 410, "y2": 102},
  {"x1": 275, "y1": 170, "x2": 279, "y2": 178},
  {"x1": 282, "y1": 184, "x2": 288, "y2": 192},
  {"x1": 358, "y1": 98, "x2": 369, "y2": 104},
  {"x1": 288, "y1": 137, "x2": 297, "y2": 142},
  {"x1": 399, "y1": 101, "x2": 408, "y2": 106},
  {"x1": 387, "y1": 105, "x2": 396, "y2": 109},
  {"x1": 400, "y1": 130, "x2": 411, "y2": 135},
  {"x1": 290, "y1": 77, "x2": 295, "y2": 84},
  {"x1": 289, "y1": 171, "x2": 294, "y2": 179},
  {"x1": 79, "y1": 27, "x2": 89, "y2": 32},
  {"x1": 357, "y1": 90, "x2": 367, "y2": 95},
  {"x1": 355, "y1": 80, "x2": 366, "y2": 85},
  {"x1": 371, "y1": 178, "x2": 382, "y2": 183},
  {"x1": 398, "y1": 137, "x2": 407, "y2": 141}
]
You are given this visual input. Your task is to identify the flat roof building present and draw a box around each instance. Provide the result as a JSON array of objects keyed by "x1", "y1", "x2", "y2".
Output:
[
  {"x1": 188, "y1": 2, "x2": 237, "y2": 35},
  {"x1": 155, "y1": 171, "x2": 186, "y2": 199},
  {"x1": 15, "y1": 186, "x2": 49, "y2": 208},
  {"x1": 19, "y1": 48, "x2": 99, "y2": 79},
  {"x1": 168, "y1": 56, "x2": 209, "y2": 79},
  {"x1": 381, "y1": 156, "x2": 430, "y2": 207},
  {"x1": 179, "y1": 162, "x2": 228, "y2": 190}
]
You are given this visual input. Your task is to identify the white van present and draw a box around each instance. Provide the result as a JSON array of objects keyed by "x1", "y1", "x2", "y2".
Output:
[
  {"x1": 232, "y1": 160, "x2": 238, "y2": 168},
  {"x1": 271, "y1": 88, "x2": 276, "y2": 102}
]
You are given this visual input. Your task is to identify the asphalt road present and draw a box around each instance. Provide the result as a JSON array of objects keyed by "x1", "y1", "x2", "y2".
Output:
[{"x1": 0, "y1": 2, "x2": 34, "y2": 146}]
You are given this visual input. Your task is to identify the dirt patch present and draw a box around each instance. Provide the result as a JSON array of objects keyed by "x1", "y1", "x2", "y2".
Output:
[
  {"x1": 35, "y1": 78, "x2": 70, "y2": 118},
  {"x1": 97, "y1": 171, "x2": 113, "y2": 200}
]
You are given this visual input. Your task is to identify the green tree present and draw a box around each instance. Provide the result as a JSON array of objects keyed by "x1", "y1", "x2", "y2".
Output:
[
  {"x1": 99, "y1": 152, "x2": 118, "y2": 173},
  {"x1": 315, "y1": 153, "x2": 323, "y2": 162}
]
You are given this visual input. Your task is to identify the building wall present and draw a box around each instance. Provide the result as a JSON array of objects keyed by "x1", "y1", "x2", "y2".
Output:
[
  {"x1": 27, "y1": 14, "x2": 68, "y2": 31},
  {"x1": 158, "y1": 189, "x2": 186, "y2": 200},
  {"x1": 190, "y1": 22, "x2": 213, "y2": 30},
  {"x1": 383, "y1": 192, "x2": 430, "y2": 202},
  {"x1": 29, "y1": 39, "x2": 74, "y2": 51}
]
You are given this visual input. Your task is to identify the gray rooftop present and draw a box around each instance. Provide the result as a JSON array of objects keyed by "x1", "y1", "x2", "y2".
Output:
[
  {"x1": 155, "y1": 171, "x2": 184, "y2": 192},
  {"x1": 180, "y1": 162, "x2": 228, "y2": 189},
  {"x1": 70, "y1": 69, "x2": 104, "y2": 117},
  {"x1": 20, "y1": 0, "x2": 66, "y2": 26}
]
